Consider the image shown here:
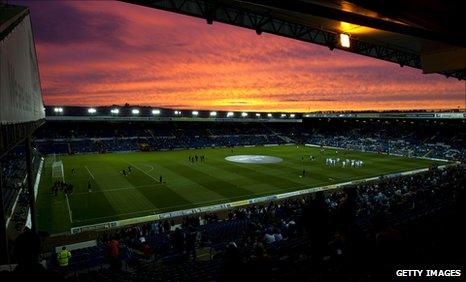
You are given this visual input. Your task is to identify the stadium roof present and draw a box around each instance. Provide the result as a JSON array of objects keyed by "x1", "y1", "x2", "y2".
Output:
[
  {"x1": 0, "y1": 4, "x2": 44, "y2": 157},
  {"x1": 0, "y1": 4, "x2": 26, "y2": 23},
  {"x1": 123, "y1": 0, "x2": 466, "y2": 80},
  {"x1": 0, "y1": 4, "x2": 27, "y2": 38}
]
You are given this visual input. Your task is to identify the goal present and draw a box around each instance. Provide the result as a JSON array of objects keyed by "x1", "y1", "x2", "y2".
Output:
[{"x1": 52, "y1": 161, "x2": 64, "y2": 181}]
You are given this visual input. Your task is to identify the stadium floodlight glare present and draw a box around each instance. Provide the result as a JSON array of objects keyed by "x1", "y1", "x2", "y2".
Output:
[
  {"x1": 340, "y1": 33, "x2": 350, "y2": 48},
  {"x1": 53, "y1": 107, "x2": 63, "y2": 113},
  {"x1": 192, "y1": 111, "x2": 199, "y2": 116},
  {"x1": 152, "y1": 109, "x2": 160, "y2": 115},
  {"x1": 110, "y1": 108, "x2": 119, "y2": 114},
  {"x1": 241, "y1": 112, "x2": 248, "y2": 117},
  {"x1": 256, "y1": 113, "x2": 261, "y2": 117},
  {"x1": 88, "y1": 108, "x2": 97, "y2": 114},
  {"x1": 227, "y1": 112, "x2": 234, "y2": 117},
  {"x1": 210, "y1": 111, "x2": 217, "y2": 116},
  {"x1": 281, "y1": 113, "x2": 286, "y2": 118},
  {"x1": 267, "y1": 113, "x2": 273, "y2": 118},
  {"x1": 132, "y1": 109, "x2": 140, "y2": 115},
  {"x1": 174, "y1": 110, "x2": 182, "y2": 115},
  {"x1": 290, "y1": 114, "x2": 296, "y2": 118}
]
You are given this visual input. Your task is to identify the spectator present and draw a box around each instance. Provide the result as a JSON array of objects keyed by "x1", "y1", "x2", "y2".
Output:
[
  {"x1": 9, "y1": 229, "x2": 63, "y2": 281},
  {"x1": 185, "y1": 227, "x2": 197, "y2": 261},
  {"x1": 108, "y1": 236, "x2": 121, "y2": 270},
  {"x1": 173, "y1": 228, "x2": 185, "y2": 254},
  {"x1": 220, "y1": 242, "x2": 242, "y2": 281},
  {"x1": 263, "y1": 229, "x2": 275, "y2": 244},
  {"x1": 56, "y1": 246, "x2": 71, "y2": 274}
]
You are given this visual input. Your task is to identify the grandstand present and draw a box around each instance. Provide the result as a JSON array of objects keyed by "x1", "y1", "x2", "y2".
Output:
[
  {"x1": 1, "y1": 1, "x2": 465, "y2": 281},
  {"x1": 29, "y1": 106, "x2": 464, "y2": 236}
]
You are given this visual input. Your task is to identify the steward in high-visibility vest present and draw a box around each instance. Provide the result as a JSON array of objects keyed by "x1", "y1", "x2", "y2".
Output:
[{"x1": 57, "y1": 247, "x2": 71, "y2": 267}]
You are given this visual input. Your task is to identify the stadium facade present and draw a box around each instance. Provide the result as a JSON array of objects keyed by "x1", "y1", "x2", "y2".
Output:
[{"x1": 0, "y1": 4, "x2": 44, "y2": 265}]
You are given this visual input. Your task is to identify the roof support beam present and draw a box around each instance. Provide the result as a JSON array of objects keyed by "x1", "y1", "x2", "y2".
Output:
[{"x1": 123, "y1": 0, "x2": 465, "y2": 80}]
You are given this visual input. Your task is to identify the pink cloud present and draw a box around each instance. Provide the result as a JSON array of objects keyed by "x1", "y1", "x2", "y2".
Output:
[{"x1": 21, "y1": 0, "x2": 465, "y2": 111}]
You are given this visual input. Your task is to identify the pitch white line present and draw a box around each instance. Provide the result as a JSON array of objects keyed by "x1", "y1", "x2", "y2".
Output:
[
  {"x1": 65, "y1": 194, "x2": 73, "y2": 223},
  {"x1": 127, "y1": 161, "x2": 158, "y2": 182},
  {"x1": 85, "y1": 166, "x2": 95, "y2": 179},
  {"x1": 72, "y1": 184, "x2": 157, "y2": 195},
  {"x1": 72, "y1": 186, "x2": 305, "y2": 223},
  {"x1": 143, "y1": 164, "x2": 154, "y2": 172}
]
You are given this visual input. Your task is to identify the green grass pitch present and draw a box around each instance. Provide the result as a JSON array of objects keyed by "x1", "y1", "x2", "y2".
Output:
[{"x1": 36, "y1": 145, "x2": 441, "y2": 234}]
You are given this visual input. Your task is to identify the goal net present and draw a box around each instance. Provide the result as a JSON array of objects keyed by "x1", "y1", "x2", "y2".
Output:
[{"x1": 52, "y1": 161, "x2": 64, "y2": 181}]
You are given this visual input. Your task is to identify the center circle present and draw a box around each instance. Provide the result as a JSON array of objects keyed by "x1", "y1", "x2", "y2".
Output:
[{"x1": 225, "y1": 155, "x2": 283, "y2": 164}]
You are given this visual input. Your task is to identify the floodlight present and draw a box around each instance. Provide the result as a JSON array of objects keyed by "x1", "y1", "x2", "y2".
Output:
[
  {"x1": 267, "y1": 113, "x2": 273, "y2": 117},
  {"x1": 227, "y1": 112, "x2": 234, "y2": 117},
  {"x1": 152, "y1": 109, "x2": 160, "y2": 115},
  {"x1": 110, "y1": 108, "x2": 119, "y2": 114},
  {"x1": 174, "y1": 110, "x2": 181, "y2": 115},
  {"x1": 88, "y1": 108, "x2": 97, "y2": 114},
  {"x1": 281, "y1": 113, "x2": 286, "y2": 118},
  {"x1": 340, "y1": 33, "x2": 350, "y2": 48},
  {"x1": 132, "y1": 109, "x2": 140, "y2": 115},
  {"x1": 241, "y1": 112, "x2": 248, "y2": 117},
  {"x1": 256, "y1": 113, "x2": 261, "y2": 117},
  {"x1": 290, "y1": 114, "x2": 296, "y2": 118},
  {"x1": 54, "y1": 107, "x2": 63, "y2": 113},
  {"x1": 210, "y1": 111, "x2": 217, "y2": 116},
  {"x1": 192, "y1": 111, "x2": 199, "y2": 116}
]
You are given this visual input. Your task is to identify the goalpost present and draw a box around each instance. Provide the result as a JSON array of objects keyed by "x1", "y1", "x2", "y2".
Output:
[
  {"x1": 52, "y1": 160, "x2": 64, "y2": 181},
  {"x1": 51, "y1": 158, "x2": 72, "y2": 222}
]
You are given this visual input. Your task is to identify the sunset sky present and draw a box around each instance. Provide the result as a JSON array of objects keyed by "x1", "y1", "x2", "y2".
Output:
[{"x1": 16, "y1": 0, "x2": 465, "y2": 112}]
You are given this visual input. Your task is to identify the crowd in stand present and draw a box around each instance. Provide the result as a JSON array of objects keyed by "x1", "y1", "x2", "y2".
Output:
[
  {"x1": 1, "y1": 119, "x2": 464, "y2": 281},
  {"x1": 4, "y1": 164, "x2": 455, "y2": 281},
  {"x1": 34, "y1": 120, "x2": 465, "y2": 161},
  {"x1": 0, "y1": 146, "x2": 41, "y2": 232},
  {"x1": 0, "y1": 163, "x2": 464, "y2": 281},
  {"x1": 296, "y1": 119, "x2": 465, "y2": 161}
]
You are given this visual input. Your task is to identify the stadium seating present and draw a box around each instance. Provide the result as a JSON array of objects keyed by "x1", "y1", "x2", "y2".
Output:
[
  {"x1": 34, "y1": 119, "x2": 465, "y2": 161},
  {"x1": 2, "y1": 119, "x2": 463, "y2": 281},
  {"x1": 1, "y1": 146, "x2": 42, "y2": 232},
  {"x1": 27, "y1": 165, "x2": 461, "y2": 281}
]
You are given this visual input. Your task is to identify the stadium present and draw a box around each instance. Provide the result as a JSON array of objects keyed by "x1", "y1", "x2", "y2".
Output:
[{"x1": 1, "y1": 1, "x2": 465, "y2": 282}]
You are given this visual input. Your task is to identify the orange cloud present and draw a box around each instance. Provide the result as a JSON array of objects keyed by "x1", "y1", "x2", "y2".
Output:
[{"x1": 20, "y1": 0, "x2": 465, "y2": 112}]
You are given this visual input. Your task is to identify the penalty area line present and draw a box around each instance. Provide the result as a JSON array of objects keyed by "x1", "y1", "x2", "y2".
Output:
[
  {"x1": 65, "y1": 194, "x2": 73, "y2": 223},
  {"x1": 142, "y1": 164, "x2": 155, "y2": 172},
  {"x1": 126, "y1": 161, "x2": 158, "y2": 183},
  {"x1": 85, "y1": 165, "x2": 95, "y2": 179}
]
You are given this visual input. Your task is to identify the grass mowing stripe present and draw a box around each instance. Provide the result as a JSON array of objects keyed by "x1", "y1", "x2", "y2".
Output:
[
  {"x1": 160, "y1": 162, "x2": 253, "y2": 198},
  {"x1": 72, "y1": 183, "x2": 332, "y2": 224},
  {"x1": 207, "y1": 159, "x2": 303, "y2": 189},
  {"x1": 72, "y1": 184, "x2": 159, "y2": 195},
  {"x1": 37, "y1": 146, "x2": 440, "y2": 233},
  {"x1": 149, "y1": 162, "x2": 227, "y2": 201},
  {"x1": 125, "y1": 160, "x2": 192, "y2": 208}
]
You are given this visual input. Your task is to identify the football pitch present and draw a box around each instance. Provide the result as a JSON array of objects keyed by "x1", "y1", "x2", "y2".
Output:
[{"x1": 36, "y1": 145, "x2": 441, "y2": 234}]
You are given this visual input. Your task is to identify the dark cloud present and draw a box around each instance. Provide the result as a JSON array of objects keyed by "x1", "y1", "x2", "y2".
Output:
[
  {"x1": 15, "y1": 1, "x2": 126, "y2": 46},
  {"x1": 16, "y1": 1, "x2": 178, "y2": 53}
]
